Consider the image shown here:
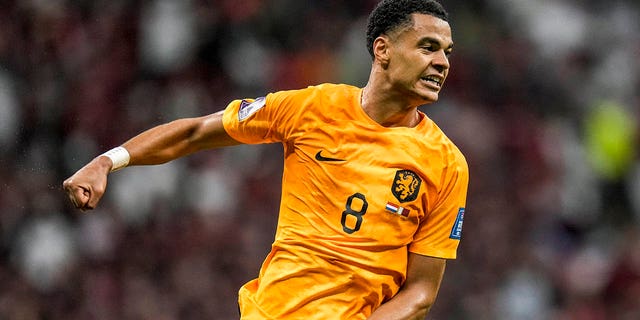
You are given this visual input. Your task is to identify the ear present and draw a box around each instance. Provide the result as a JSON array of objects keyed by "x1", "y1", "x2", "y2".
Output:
[{"x1": 372, "y1": 36, "x2": 391, "y2": 68}]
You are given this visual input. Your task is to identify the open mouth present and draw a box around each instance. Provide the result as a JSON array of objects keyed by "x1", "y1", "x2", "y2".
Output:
[{"x1": 421, "y1": 75, "x2": 443, "y2": 88}]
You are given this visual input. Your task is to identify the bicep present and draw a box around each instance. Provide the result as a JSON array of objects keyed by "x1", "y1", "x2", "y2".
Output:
[
  {"x1": 367, "y1": 253, "x2": 446, "y2": 319},
  {"x1": 119, "y1": 110, "x2": 242, "y2": 166},
  {"x1": 190, "y1": 110, "x2": 242, "y2": 150},
  {"x1": 405, "y1": 252, "x2": 446, "y2": 303},
  {"x1": 397, "y1": 253, "x2": 447, "y2": 317}
]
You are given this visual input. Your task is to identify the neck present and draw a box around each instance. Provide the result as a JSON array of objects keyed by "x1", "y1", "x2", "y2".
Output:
[{"x1": 361, "y1": 75, "x2": 423, "y2": 128}]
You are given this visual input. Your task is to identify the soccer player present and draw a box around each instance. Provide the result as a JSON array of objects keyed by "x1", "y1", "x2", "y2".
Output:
[{"x1": 63, "y1": 0, "x2": 468, "y2": 319}]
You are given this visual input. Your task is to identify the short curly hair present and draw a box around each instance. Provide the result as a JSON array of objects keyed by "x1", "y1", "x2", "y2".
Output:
[{"x1": 366, "y1": 0, "x2": 449, "y2": 59}]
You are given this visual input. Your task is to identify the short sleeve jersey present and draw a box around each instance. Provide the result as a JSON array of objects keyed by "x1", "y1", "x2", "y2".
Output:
[{"x1": 222, "y1": 83, "x2": 469, "y2": 320}]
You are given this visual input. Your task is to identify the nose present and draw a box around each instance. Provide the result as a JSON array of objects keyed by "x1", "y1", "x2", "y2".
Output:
[{"x1": 432, "y1": 50, "x2": 450, "y2": 73}]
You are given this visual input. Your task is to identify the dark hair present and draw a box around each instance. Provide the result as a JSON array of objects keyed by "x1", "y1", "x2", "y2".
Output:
[{"x1": 366, "y1": 0, "x2": 449, "y2": 58}]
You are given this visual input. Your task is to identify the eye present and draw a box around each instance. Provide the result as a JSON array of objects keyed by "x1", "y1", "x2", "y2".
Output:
[{"x1": 420, "y1": 45, "x2": 438, "y2": 54}]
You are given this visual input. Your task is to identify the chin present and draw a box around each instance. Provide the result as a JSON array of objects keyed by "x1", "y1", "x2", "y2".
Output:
[
  {"x1": 418, "y1": 92, "x2": 439, "y2": 104},
  {"x1": 405, "y1": 87, "x2": 439, "y2": 106}
]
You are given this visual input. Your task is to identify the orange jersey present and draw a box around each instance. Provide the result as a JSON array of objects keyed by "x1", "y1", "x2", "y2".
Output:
[{"x1": 222, "y1": 83, "x2": 469, "y2": 319}]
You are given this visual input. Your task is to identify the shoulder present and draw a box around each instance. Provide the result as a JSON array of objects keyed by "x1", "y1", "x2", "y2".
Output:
[
  {"x1": 270, "y1": 83, "x2": 359, "y2": 99},
  {"x1": 441, "y1": 134, "x2": 468, "y2": 180},
  {"x1": 267, "y1": 83, "x2": 360, "y2": 112},
  {"x1": 421, "y1": 116, "x2": 468, "y2": 171}
]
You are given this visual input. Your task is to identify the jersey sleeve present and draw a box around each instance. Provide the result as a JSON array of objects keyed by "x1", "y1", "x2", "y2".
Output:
[
  {"x1": 222, "y1": 87, "x2": 312, "y2": 144},
  {"x1": 409, "y1": 149, "x2": 469, "y2": 259}
]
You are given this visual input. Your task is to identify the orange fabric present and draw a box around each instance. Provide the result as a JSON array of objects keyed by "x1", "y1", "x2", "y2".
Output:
[{"x1": 222, "y1": 83, "x2": 468, "y2": 319}]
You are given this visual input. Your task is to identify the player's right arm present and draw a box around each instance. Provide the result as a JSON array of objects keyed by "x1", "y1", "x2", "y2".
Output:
[{"x1": 62, "y1": 110, "x2": 240, "y2": 211}]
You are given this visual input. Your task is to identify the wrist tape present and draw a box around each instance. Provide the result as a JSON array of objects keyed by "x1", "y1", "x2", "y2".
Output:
[{"x1": 102, "y1": 146, "x2": 130, "y2": 172}]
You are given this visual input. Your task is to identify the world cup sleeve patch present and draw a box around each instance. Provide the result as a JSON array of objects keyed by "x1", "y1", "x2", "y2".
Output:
[
  {"x1": 238, "y1": 97, "x2": 266, "y2": 121},
  {"x1": 449, "y1": 207, "x2": 465, "y2": 240}
]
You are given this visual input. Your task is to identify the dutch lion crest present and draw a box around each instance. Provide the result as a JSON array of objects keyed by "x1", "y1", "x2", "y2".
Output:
[{"x1": 391, "y1": 170, "x2": 422, "y2": 203}]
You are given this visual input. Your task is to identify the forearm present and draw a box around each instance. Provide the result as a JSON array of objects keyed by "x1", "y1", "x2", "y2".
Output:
[
  {"x1": 63, "y1": 111, "x2": 238, "y2": 211},
  {"x1": 368, "y1": 254, "x2": 446, "y2": 320},
  {"x1": 121, "y1": 117, "x2": 204, "y2": 165},
  {"x1": 120, "y1": 111, "x2": 238, "y2": 166},
  {"x1": 367, "y1": 286, "x2": 433, "y2": 320}
]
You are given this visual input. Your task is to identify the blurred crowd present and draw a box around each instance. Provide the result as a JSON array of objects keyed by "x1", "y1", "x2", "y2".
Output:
[{"x1": 0, "y1": 0, "x2": 639, "y2": 319}]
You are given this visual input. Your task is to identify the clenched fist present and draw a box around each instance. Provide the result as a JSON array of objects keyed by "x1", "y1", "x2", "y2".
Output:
[{"x1": 62, "y1": 156, "x2": 113, "y2": 211}]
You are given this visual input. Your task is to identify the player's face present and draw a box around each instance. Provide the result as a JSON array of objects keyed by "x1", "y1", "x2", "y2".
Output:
[{"x1": 385, "y1": 14, "x2": 453, "y2": 104}]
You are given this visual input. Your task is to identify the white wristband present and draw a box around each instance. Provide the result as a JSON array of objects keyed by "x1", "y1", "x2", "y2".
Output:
[{"x1": 102, "y1": 146, "x2": 130, "y2": 172}]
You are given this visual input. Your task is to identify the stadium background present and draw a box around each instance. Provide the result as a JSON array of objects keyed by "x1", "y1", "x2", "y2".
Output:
[{"x1": 0, "y1": 0, "x2": 639, "y2": 319}]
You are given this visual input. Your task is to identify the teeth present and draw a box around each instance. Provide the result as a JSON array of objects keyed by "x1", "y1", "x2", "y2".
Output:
[{"x1": 422, "y1": 76, "x2": 441, "y2": 86}]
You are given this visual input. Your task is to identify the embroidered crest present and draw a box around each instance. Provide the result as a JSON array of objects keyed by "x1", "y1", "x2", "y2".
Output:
[{"x1": 391, "y1": 169, "x2": 421, "y2": 203}]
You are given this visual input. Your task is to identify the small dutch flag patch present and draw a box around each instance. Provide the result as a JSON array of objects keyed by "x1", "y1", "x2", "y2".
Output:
[{"x1": 385, "y1": 202, "x2": 410, "y2": 217}]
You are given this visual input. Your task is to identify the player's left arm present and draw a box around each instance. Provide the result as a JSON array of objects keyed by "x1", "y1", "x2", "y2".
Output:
[
  {"x1": 369, "y1": 147, "x2": 468, "y2": 319},
  {"x1": 367, "y1": 252, "x2": 446, "y2": 320}
]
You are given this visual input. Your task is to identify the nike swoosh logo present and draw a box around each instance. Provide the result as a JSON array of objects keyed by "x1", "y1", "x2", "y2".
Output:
[{"x1": 315, "y1": 151, "x2": 346, "y2": 162}]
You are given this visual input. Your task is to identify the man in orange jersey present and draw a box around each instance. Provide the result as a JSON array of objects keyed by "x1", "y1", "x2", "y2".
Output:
[{"x1": 63, "y1": 0, "x2": 468, "y2": 319}]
